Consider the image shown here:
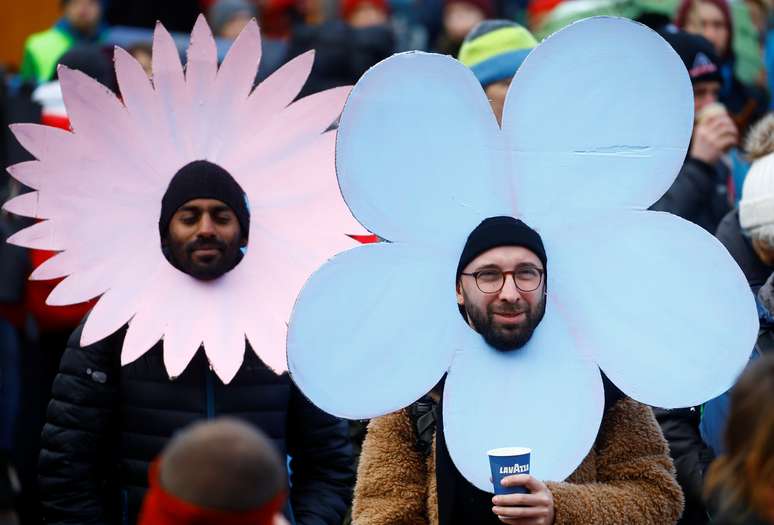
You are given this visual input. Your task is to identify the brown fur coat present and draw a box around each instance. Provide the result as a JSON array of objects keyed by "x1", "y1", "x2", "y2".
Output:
[{"x1": 352, "y1": 397, "x2": 684, "y2": 525}]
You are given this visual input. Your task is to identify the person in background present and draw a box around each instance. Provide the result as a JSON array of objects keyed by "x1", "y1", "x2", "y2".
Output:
[
  {"x1": 208, "y1": 0, "x2": 258, "y2": 40},
  {"x1": 675, "y1": 0, "x2": 769, "y2": 135},
  {"x1": 434, "y1": 0, "x2": 494, "y2": 56},
  {"x1": 652, "y1": 28, "x2": 737, "y2": 233},
  {"x1": 285, "y1": 0, "x2": 394, "y2": 97},
  {"x1": 341, "y1": 0, "x2": 389, "y2": 28},
  {"x1": 20, "y1": 0, "x2": 106, "y2": 84},
  {"x1": 457, "y1": 20, "x2": 537, "y2": 124},
  {"x1": 716, "y1": 112, "x2": 774, "y2": 293},
  {"x1": 703, "y1": 354, "x2": 774, "y2": 525},
  {"x1": 138, "y1": 418, "x2": 289, "y2": 525}
]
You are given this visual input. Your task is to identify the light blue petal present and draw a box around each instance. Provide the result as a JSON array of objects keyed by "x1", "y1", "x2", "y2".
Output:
[
  {"x1": 444, "y1": 306, "x2": 604, "y2": 491},
  {"x1": 548, "y1": 211, "x2": 758, "y2": 408},
  {"x1": 287, "y1": 242, "x2": 462, "y2": 419},
  {"x1": 337, "y1": 52, "x2": 510, "y2": 246},
  {"x1": 503, "y1": 17, "x2": 693, "y2": 225}
]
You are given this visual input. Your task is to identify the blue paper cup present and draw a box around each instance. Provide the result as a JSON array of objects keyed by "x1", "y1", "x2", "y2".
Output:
[{"x1": 488, "y1": 447, "x2": 531, "y2": 495}]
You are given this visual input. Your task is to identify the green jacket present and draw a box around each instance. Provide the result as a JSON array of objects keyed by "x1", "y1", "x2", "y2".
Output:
[{"x1": 20, "y1": 26, "x2": 74, "y2": 83}]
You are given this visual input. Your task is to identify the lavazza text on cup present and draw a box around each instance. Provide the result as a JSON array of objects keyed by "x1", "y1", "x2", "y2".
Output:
[{"x1": 488, "y1": 446, "x2": 531, "y2": 495}]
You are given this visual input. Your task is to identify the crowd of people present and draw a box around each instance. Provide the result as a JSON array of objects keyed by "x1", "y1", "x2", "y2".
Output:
[{"x1": 1, "y1": 0, "x2": 774, "y2": 524}]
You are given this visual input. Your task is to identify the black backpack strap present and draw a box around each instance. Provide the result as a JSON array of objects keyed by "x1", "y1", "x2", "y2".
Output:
[{"x1": 408, "y1": 395, "x2": 438, "y2": 457}]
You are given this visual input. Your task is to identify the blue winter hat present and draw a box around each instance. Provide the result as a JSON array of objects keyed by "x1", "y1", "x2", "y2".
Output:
[{"x1": 458, "y1": 20, "x2": 538, "y2": 87}]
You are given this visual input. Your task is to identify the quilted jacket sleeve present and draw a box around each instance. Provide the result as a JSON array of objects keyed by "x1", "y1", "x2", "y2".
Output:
[
  {"x1": 547, "y1": 398, "x2": 685, "y2": 525},
  {"x1": 286, "y1": 383, "x2": 355, "y2": 525},
  {"x1": 38, "y1": 320, "x2": 122, "y2": 525}
]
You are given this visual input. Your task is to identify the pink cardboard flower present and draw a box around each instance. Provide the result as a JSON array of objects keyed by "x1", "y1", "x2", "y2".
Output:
[{"x1": 3, "y1": 16, "x2": 362, "y2": 382}]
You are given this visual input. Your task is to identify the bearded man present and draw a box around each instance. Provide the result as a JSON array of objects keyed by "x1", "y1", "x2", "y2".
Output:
[
  {"x1": 351, "y1": 216, "x2": 684, "y2": 525},
  {"x1": 38, "y1": 160, "x2": 354, "y2": 525}
]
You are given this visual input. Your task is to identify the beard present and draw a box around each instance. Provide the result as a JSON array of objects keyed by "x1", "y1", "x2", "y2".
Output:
[
  {"x1": 166, "y1": 237, "x2": 243, "y2": 281},
  {"x1": 464, "y1": 294, "x2": 546, "y2": 352}
]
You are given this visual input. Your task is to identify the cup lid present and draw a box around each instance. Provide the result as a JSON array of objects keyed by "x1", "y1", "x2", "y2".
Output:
[{"x1": 487, "y1": 446, "x2": 531, "y2": 456}]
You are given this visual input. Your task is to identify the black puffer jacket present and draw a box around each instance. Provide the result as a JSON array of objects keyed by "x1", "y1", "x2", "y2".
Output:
[
  {"x1": 715, "y1": 209, "x2": 774, "y2": 294},
  {"x1": 654, "y1": 406, "x2": 715, "y2": 525},
  {"x1": 38, "y1": 321, "x2": 354, "y2": 525},
  {"x1": 651, "y1": 157, "x2": 731, "y2": 234}
]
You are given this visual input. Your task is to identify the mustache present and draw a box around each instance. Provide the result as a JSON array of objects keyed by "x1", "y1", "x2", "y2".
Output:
[
  {"x1": 186, "y1": 238, "x2": 227, "y2": 254},
  {"x1": 489, "y1": 304, "x2": 529, "y2": 315}
]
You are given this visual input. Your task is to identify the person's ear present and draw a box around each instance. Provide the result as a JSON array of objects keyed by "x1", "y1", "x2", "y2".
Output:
[{"x1": 456, "y1": 280, "x2": 464, "y2": 306}]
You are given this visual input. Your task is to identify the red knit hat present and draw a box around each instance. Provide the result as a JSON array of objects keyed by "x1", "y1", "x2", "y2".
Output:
[
  {"x1": 138, "y1": 460, "x2": 286, "y2": 525},
  {"x1": 674, "y1": 0, "x2": 733, "y2": 58},
  {"x1": 341, "y1": 0, "x2": 389, "y2": 21}
]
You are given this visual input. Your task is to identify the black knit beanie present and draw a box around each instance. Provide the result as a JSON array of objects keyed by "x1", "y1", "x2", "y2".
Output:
[
  {"x1": 456, "y1": 216, "x2": 547, "y2": 280},
  {"x1": 159, "y1": 160, "x2": 250, "y2": 239}
]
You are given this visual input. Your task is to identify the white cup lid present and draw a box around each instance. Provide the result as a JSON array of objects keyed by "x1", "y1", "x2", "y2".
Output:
[{"x1": 487, "y1": 446, "x2": 531, "y2": 456}]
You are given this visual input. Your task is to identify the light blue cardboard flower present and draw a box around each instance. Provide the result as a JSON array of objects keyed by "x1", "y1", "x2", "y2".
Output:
[{"x1": 287, "y1": 17, "x2": 758, "y2": 491}]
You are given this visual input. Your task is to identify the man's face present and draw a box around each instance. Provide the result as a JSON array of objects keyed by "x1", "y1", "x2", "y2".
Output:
[
  {"x1": 693, "y1": 80, "x2": 721, "y2": 115},
  {"x1": 456, "y1": 246, "x2": 546, "y2": 351},
  {"x1": 164, "y1": 198, "x2": 246, "y2": 281},
  {"x1": 484, "y1": 79, "x2": 511, "y2": 126},
  {"x1": 63, "y1": 0, "x2": 102, "y2": 34},
  {"x1": 685, "y1": 1, "x2": 729, "y2": 57}
]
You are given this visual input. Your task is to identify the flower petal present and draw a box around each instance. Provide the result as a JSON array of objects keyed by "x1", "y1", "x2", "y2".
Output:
[
  {"x1": 152, "y1": 22, "x2": 192, "y2": 158},
  {"x1": 336, "y1": 52, "x2": 509, "y2": 246},
  {"x1": 444, "y1": 307, "x2": 604, "y2": 490},
  {"x1": 287, "y1": 242, "x2": 460, "y2": 419},
  {"x1": 7, "y1": 220, "x2": 66, "y2": 251},
  {"x1": 215, "y1": 18, "x2": 262, "y2": 104},
  {"x1": 244, "y1": 50, "x2": 314, "y2": 121},
  {"x1": 9, "y1": 123, "x2": 75, "y2": 163},
  {"x1": 185, "y1": 14, "x2": 218, "y2": 155},
  {"x1": 548, "y1": 211, "x2": 758, "y2": 408},
  {"x1": 504, "y1": 17, "x2": 692, "y2": 223},
  {"x1": 7, "y1": 161, "x2": 45, "y2": 190}
]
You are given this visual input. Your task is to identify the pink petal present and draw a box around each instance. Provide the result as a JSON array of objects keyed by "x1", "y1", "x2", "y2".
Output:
[
  {"x1": 6, "y1": 161, "x2": 45, "y2": 190},
  {"x1": 114, "y1": 46, "x2": 155, "y2": 117},
  {"x1": 215, "y1": 18, "x2": 262, "y2": 104},
  {"x1": 163, "y1": 320, "x2": 204, "y2": 379},
  {"x1": 79, "y1": 259, "x2": 159, "y2": 345},
  {"x1": 185, "y1": 14, "x2": 218, "y2": 155},
  {"x1": 121, "y1": 268, "x2": 173, "y2": 365},
  {"x1": 245, "y1": 50, "x2": 314, "y2": 121},
  {"x1": 47, "y1": 269, "x2": 112, "y2": 305},
  {"x1": 245, "y1": 312, "x2": 288, "y2": 374},
  {"x1": 2, "y1": 191, "x2": 40, "y2": 218},
  {"x1": 7, "y1": 220, "x2": 66, "y2": 250},
  {"x1": 10, "y1": 123, "x2": 75, "y2": 163},
  {"x1": 58, "y1": 66, "x2": 162, "y2": 182},
  {"x1": 29, "y1": 251, "x2": 74, "y2": 280},
  {"x1": 152, "y1": 22, "x2": 192, "y2": 158},
  {"x1": 224, "y1": 86, "x2": 350, "y2": 168},
  {"x1": 204, "y1": 326, "x2": 247, "y2": 384}
]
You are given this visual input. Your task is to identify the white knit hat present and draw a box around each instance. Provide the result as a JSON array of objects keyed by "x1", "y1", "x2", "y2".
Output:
[{"x1": 739, "y1": 114, "x2": 774, "y2": 236}]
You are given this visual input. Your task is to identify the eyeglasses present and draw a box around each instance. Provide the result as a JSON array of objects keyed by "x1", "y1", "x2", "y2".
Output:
[{"x1": 460, "y1": 266, "x2": 544, "y2": 294}]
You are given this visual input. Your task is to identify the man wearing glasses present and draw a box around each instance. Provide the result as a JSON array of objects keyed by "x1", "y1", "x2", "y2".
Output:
[
  {"x1": 456, "y1": 217, "x2": 547, "y2": 353},
  {"x1": 351, "y1": 216, "x2": 683, "y2": 525}
]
